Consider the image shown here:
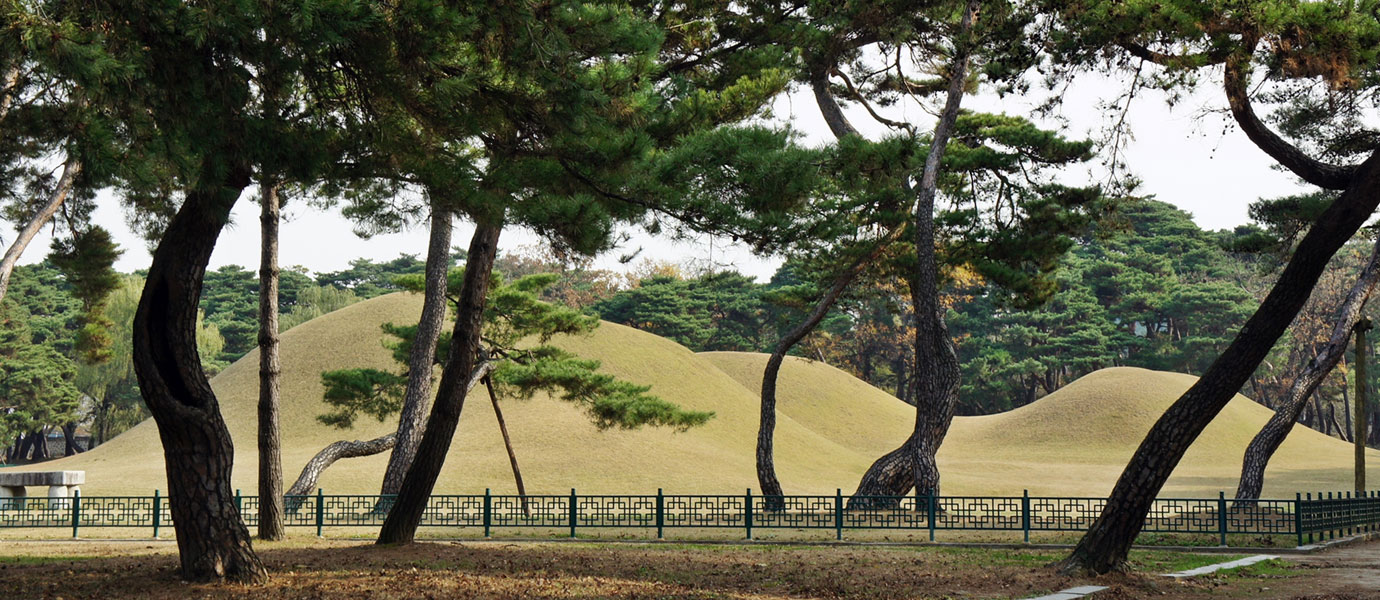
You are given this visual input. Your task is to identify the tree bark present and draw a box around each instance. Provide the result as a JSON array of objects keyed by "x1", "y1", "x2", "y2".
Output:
[
  {"x1": 852, "y1": 0, "x2": 977, "y2": 502},
  {"x1": 380, "y1": 204, "x2": 453, "y2": 496},
  {"x1": 0, "y1": 157, "x2": 81, "y2": 304},
  {"x1": 0, "y1": 63, "x2": 19, "y2": 121},
  {"x1": 1343, "y1": 370, "x2": 1353, "y2": 440},
  {"x1": 756, "y1": 68, "x2": 911, "y2": 506},
  {"x1": 1057, "y1": 150, "x2": 1380, "y2": 576},
  {"x1": 1234, "y1": 236, "x2": 1380, "y2": 503},
  {"x1": 286, "y1": 434, "x2": 397, "y2": 510},
  {"x1": 378, "y1": 221, "x2": 502, "y2": 545},
  {"x1": 757, "y1": 226, "x2": 904, "y2": 506},
  {"x1": 256, "y1": 179, "x2": 285, "y2": 541},
  {"x1": 61, "y1": 422, "x2": 79, "y2": 456},
  {"x1": 1329, "y1": 404, "x2": 1345, "y2": 440},
  {"x1": 485, "y1": 376, "x2": 530, "y2": 515},
  {"x1": 1358, "y1": 321, "x2": 1370, "y2": 492},
  {"x1": 132, "y1": 161, "x2": 266, "y2": 583}
]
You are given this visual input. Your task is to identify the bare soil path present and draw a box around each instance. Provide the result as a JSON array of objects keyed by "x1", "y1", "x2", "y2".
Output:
[{"x1": 0, "y1": 538, "x2": 1376, "y2": 599}]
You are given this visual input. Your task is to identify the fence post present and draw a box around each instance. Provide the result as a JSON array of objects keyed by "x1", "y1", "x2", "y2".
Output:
[
  {"x1": 745, "y1": 488, "x2": 753, "y2": 540},
  {"x1": 656, "y1": 489, "x2": 664, "y2": 540},
  {"x1": 835, "y1": 489, "x2": 843, "y2": 541},
  {"x1": 235, "y1": 488, "x2": 242, "y2": 516},
  {"x1": 315, "y1": 488, "x2": 325, "y2": 537},
  {"x1": 1295, "y1": 492, "x2": 1304, "y2": 547},
  {"x1": 569, "y1": 489, "x2": 577, "y2": 539},
  {"x1": 1022, "y1": 490, "x2": 1030, "y2": 544},
  {"x1": 1347, "y1": 491, "x2": 1353, "y2": 536},
  {"x1": 1217, "y1": 491, "x2": 1228, "y2": 546},
  {"x1": 152, "y1": 490, "x2": 161, "y2": 539},
  {"x1": 70, "y1": 490, "x2": 80, "y2": 539},
  {"x1": 1327, "y1": 491, "x2": 1335, "y2": 540},
  {"x1": 483, "y1": 488, "x2": 492, "y2": 538},
  {"x1": 926, "y1": 492, "x2": 937, "y2": 542},
  {"x1": 1306, "y1": 492, "x2": 1313, "y2": 544}
]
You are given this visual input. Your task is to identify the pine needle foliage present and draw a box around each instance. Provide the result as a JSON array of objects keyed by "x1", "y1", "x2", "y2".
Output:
[{"x1": 319, "y1": 271, "x2": 712, "y2": 432}]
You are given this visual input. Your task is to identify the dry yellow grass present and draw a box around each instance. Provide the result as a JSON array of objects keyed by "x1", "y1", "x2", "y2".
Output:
[
  {"x1": 18, "y1": 293, "x2": 1380, "y2": 499},
  {"x1": 704, "y1": 353, "x2": 1380, "y2": 498}
]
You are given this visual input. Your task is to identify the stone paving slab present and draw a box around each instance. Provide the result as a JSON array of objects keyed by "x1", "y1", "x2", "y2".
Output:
[
  {"x1": 1162, "y1": 554, "x2": 1278, "y2": 578},
  {"x1": 1022, "y1": 585, "x2": 1108, "y2": 600}
]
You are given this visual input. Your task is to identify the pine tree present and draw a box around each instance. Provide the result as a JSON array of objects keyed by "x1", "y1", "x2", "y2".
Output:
[{"x1": 1041, "y1": 0, "x2": 1380, "y2": 574}]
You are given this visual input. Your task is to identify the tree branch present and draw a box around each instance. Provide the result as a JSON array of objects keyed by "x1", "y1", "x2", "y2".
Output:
[
  {"x1": 1223, "y1": 52, "x2": 1358, "y2": 190},
  {"x1": 811, "y1": 74, "x2": 860, "y2": 139}
]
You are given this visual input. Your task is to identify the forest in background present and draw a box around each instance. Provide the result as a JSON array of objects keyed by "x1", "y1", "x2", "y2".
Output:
[{"x1": 6, "y1": 197, "x2": 1378, "y2": 464}]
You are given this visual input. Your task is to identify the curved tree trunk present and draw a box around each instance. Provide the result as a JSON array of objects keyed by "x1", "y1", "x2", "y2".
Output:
[
  {"x1": 1057, "y1": 151, "x2": 1380, "y2": 576},
  {"x1": 289, "y1": 361, "x2": 495, "y2": 513},
  {"x1": 257, "y1": 179, "x2": 285, "y2": 541},
  {"x1": 0, "y1": 157, "x2": 81, "y2": 303},
  {"x1": 1234, "y1": 235, "x2": 1380, "y2": 504},
  {"x1": 285, "y1": 433, "x2": 397, "y2": 511},
  {"x1": 378, "y1": 222, "x2": 502, "y2": 545},
  {"x1": 132, "y1": 162, "x2": 266, "y2": 583},
  {"x1": 851, "y1": 0, "x2": 977, "y2": 503},
  {"x1": 757, "y1": 72, "x2": 906, "y2": 509},
  {"x1": 380, "y1": 203, "x2": 453, "y2": 496},
  {"x1": 758, "y1": 226, "x2": 904, "y2": 507}
]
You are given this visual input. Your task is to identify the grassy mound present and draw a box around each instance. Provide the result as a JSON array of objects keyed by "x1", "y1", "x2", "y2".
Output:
[
  {"x1": 702, "y1": 353, "x2": 1380, "y2": 498},
  {"x1": 30, "y1": 294, "x2": 874, "y2": 495},
  {"x1": 23, "y1": 292, "x2": 1379, "y2": 499}
]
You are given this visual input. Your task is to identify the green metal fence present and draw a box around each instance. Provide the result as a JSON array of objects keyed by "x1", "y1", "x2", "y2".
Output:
[{"x1": 4, "y1": 488, "x2": 1378, "y2": 545}]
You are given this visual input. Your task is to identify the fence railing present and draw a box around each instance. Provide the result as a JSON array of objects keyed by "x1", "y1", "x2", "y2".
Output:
[{"x1": 3, "y1": 488, "x2": 1378, "y2": 546}]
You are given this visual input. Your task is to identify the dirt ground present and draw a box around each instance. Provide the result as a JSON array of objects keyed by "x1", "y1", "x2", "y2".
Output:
[{"x1": 2, "y1": 538, "x2": 1378, "y2": 600}]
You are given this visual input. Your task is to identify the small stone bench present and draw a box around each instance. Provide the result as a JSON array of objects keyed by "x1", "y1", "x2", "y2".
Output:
[{"x1": 0, "y1": 471, "x2": 84, "y2": 509}]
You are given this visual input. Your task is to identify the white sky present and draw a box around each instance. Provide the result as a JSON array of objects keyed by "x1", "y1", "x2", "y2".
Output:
[{"x1": 5, "y1": 67, "x2": 1313, "y2": 282}]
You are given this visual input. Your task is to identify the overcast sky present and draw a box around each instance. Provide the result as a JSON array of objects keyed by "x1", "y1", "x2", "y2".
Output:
[{"x1": 5, "y1": 67, "x2": 1312, "y2": 282}]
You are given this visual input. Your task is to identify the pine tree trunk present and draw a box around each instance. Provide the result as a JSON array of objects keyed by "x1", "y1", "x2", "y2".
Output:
[
  {"x1": 62, "y1": 423, "x2": 78, "y2": 456},
  {"x1": 757, "y1": 228, "x2": 903, "y2": 507},
  {"x1": 852, "y1": 0, "x2": 976, "y2": 502},
  {"x1": 1343, "y1": 370, "x2": 1354, "y2": 439},
  {"x1": 286, "y1": 434, "x2": 397, "y2": 510},
  {"x1": 1357, "y1": 321, "x2": 1368, "y2": 496},
  {"x1": 256, "y1": 179, "x2": 285, "y2": 541},
  {"x1": 23, "y1": 430, "x2": 35, "y2": 461},
  {"x1": 380, "y1": 204, "x2": 453, "y2": 497},
  {"x1": 1057, "y1": 151, "x2": 1380, "y2": 576},
  {"x1": 1356, "y1": 320, "x2": 1369, "y2": 492},
  {"x1": 132, "y1": 161, "x2": 266, "y2": 583},
  {"x1": 0, "y1": 157, "x2": 81, "y2": 304},
  {"x1": 1329, "y1": 404, "x2": 1346, "y2": 441},
  {"x1": 1314, "y1": 390, "x2": 1329, "y2": 434},
  {"x1": 893, "y1": 356, "x2": 908, "y2": 403},
  {"x1": 0, "y1": 63, "x2": 18, "y2": 120},
  {"x1": 1234, "y1": 236, "x2": 1380, "y2": 503},
  {"x1": 377, "y1": 222, "x2": 502, "y2": 545}
]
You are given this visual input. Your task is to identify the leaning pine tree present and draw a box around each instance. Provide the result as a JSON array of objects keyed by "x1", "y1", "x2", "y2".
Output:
[{"x1": 1041, "y1": 0, "x2": 1380, "y2": 574}]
